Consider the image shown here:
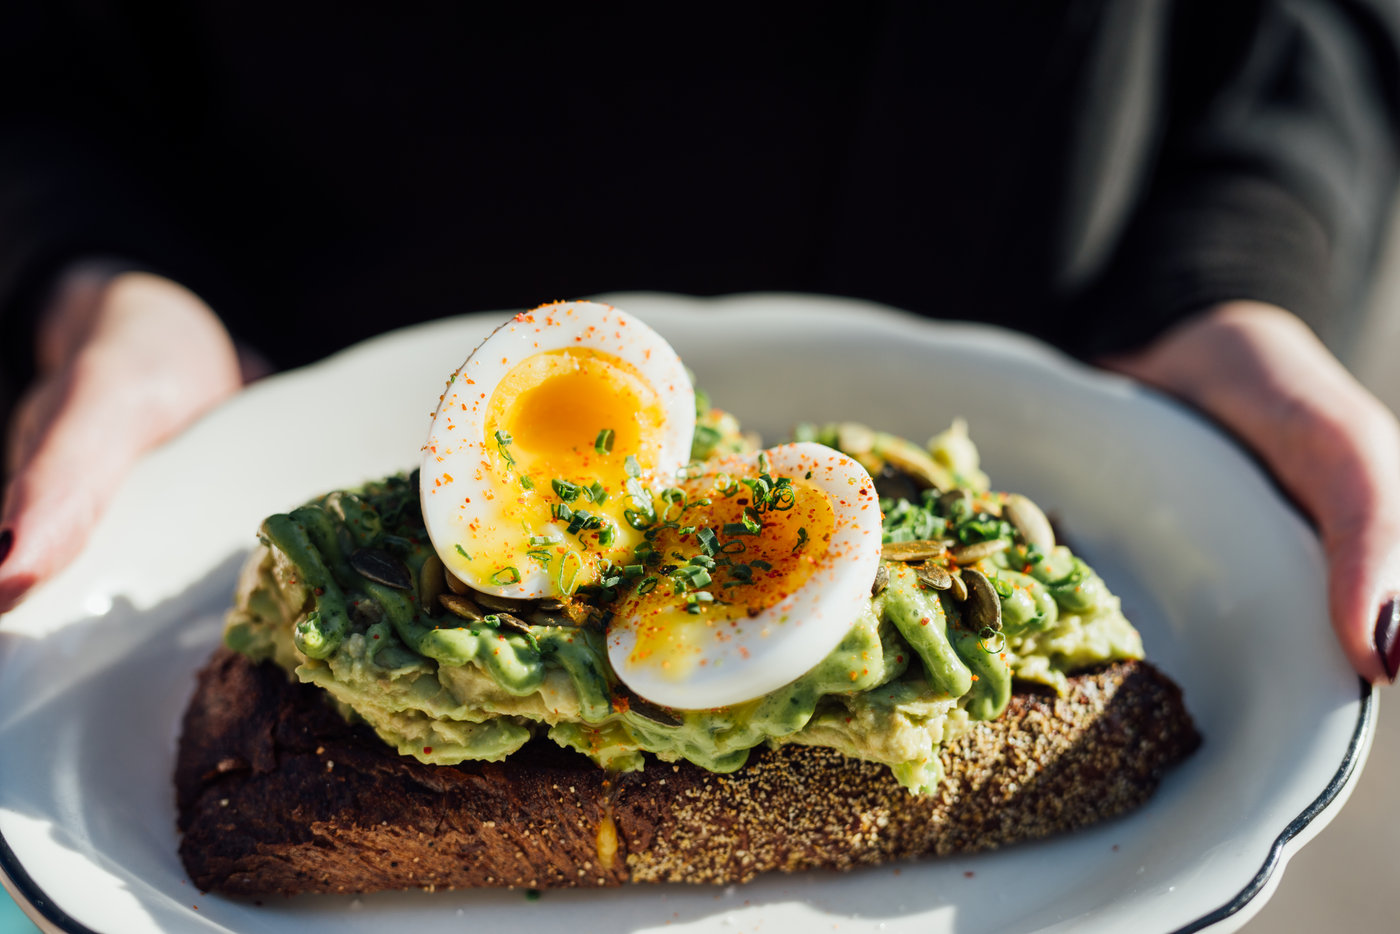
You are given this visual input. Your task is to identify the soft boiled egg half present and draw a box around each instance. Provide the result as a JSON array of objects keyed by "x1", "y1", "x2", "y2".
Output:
[{"x1": 421, "y1": 301, "x2": 883, "y2": 709}]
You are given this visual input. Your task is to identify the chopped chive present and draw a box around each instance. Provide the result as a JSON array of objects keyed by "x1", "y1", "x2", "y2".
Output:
[
  {"x1": 491, "y1": 566, "x2": 521, "y2": 585},
  {"x1": 597, "y1": 524, "x2": 617, "y2": 547},
  {"x1": 624, "y1": 454, "x2": 641, "y2": 478},
  {"x1": 723, "y1": 509, "x2": 763, "y2": 537},
  {"x1": 684, "y1": 591, "x2": 716, "y2": 613},
  {"x1": 594, "y1": 428, "x2": 615, "y2": 455},
  {"x1": 587, "y1": 481, "x2": 608, "y2": 504},
  {"x1": 688, "y1": 554, "x2": 716, "y2": 570},
  {"x1": 692, "y1": 424, "x2": 722, "y2": 458},
  {"x1": 696, "y1": 527, "x2": 719, "y2": 555},
  {"x1": 637, "y1": 576, "x2": 658, "y2": 595},
  {"x1": 519, "y1": 475, "x2": 535, "y2": 490},
  {"x1": 793, "y1": 527, "x2": 809, "y2": 552},
  {"x1": 455, "y1": 544, "x2": 472, "y2": 560},
  {"x1": 494, "y1": 429, "x2": 517, "y2": 468},
  {"x1": 552, "y1": 478, "x2": 581, "y2": 502},
  {"x1": 750, "y1": 559, "x2": 773, "y2": 570},
  {"x1": 552, "y1": 503, "x2": 574, "y2": 522},
  {"x1": 672, "y1": 565, "x2": 712, "y2": 591},
  {"x1": 557, "y1": 550, "x2": 583, "y2": 595}
]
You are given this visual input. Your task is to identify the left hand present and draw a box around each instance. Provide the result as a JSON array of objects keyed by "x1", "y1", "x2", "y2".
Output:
[
  {"x1": 1101, "y1": 300, "x2": 1400, "y2": 684},
  {"x1": 0, "y1": 264, "x2": 244, "y2": 613}
]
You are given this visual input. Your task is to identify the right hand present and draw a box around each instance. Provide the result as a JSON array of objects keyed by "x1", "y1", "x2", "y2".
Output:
[{"x1": 0, "y1": 264, "x2": 245, "y2": 613}]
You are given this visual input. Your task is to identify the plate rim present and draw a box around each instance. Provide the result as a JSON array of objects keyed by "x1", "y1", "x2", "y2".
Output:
[{"x1": 0, "y1": 294, "x2": 1375, "y2": 934}]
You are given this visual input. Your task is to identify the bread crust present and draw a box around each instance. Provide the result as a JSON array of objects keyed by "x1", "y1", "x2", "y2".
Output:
[{"x1": 176, "y1": 648, "x2": 1198, "y2": 896}]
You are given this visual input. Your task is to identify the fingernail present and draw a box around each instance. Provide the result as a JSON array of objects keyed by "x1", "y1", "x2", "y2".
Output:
[
  {"x1": 1375, "y1": 597, "x2": 1400, "y2": 682},
  {"x1": 0, "y1": 529, "x2": 11, "y2": 567}
]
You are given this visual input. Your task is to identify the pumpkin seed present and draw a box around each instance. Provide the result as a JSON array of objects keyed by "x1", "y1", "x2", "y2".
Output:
[
  {"x1": 419, "y1": 554, "x2": 446, "y2": 617},
  {"x1": 1005, "y1": 493, "x2": 1055, "y2": 552},
  {"x1": 962, "y1": 568, "x2": 1003, "y2": 632},
  {"x1": 445, "y1": 568, "x2": 470, "y2": 595},
  {"x1": 439, "y1": 593, "x2": 485, "y2": 621},
  {"x1": 950, "y1": 538, "x2": 1010, "y2": 564},
  {"x1": 474, "y1": 591, "x2": 534, "y2": 612},
  {"x1": 875, "y1": 434, "x2": 956, "y2": 491},
  {"x1": 948, "y1": 571, "x2": 968, "y2": 602},
  {"x1": 881, "y1": 540, "x2": 949, "y2": 562},
  {"x1": 620, "y1": 691, "x2": 683, "y2": 727},
  {"x1": 915, "y1": 564, "x2": 953, "y2": 590},
  {"x1": 350, "y1": 547, "x2": 412, "y2": 590},
  {"x1": 837, "y1": 422, "x2": 876, "y2": 456},
  {"x1": 871, "y1": 564, "x2": 890, "y2": 596}
]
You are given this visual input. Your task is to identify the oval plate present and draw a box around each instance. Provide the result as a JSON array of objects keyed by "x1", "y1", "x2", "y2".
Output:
[{"x1": 0, "y1": 293, "x2": 1371, "y2": 934}]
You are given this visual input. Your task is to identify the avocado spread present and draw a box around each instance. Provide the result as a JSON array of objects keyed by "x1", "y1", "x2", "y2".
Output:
[{"x1": 225, "y1": 410, "x2": 1142, "y2": 794}]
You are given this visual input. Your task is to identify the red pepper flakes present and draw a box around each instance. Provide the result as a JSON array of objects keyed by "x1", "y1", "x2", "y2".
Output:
[{"x1": 423, "y1": 746, "x2": 433, "y2": 754}]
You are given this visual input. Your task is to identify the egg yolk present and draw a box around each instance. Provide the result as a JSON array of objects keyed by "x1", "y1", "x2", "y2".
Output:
[
  {"x1": 614, "y1": 472, "x2": 838, "y2": 682},
  {"x1": 463, "y1": 347, "x2": 668, "y2": 588}
]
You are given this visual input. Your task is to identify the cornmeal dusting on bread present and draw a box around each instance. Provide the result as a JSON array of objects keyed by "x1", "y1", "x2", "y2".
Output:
[
  {"x1": 622, "y1": 662, "x2": 1199, "y2": 884},
  {"x1": 178, "y1": 650, "x2": 1197, "y2": 894}
]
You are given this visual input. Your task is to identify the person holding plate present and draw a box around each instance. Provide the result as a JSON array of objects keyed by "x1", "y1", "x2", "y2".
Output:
[{"x1": 1, "y1": 2, "x2": 1398, "y2": 681}]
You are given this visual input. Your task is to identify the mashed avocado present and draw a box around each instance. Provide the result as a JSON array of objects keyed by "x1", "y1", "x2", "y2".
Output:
[{"x1": 225, "y1": 416, "x2": 1141, "y2": 794}]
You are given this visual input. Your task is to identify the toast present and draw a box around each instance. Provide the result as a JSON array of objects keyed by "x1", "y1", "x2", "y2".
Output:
[{"x1": 176, "y1": 647, "x2": 1198, "y2": 895}]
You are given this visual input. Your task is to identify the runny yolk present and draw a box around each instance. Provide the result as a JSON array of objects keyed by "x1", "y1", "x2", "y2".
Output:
[
  {"x1": 616, "y1": 474, "x2": 838, "y2": 681},
  {"x1": 466, "y1": 347, "x2": 667, "y2": 586}
]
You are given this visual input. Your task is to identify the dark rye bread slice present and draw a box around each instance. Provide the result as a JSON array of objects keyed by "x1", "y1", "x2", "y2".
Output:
[{"x1": 176, "y1": 647, "x2": 1199, "y2": 896}]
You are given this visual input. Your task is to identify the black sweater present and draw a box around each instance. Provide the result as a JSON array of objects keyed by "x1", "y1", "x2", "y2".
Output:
[{"x1": 1, "y1": 1, "x2": 1397, "y2": 393}]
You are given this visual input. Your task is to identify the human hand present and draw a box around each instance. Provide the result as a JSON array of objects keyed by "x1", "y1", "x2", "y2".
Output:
[
  {"x1": 1101, "y1": 300, "x2": 1400, "y2": 683},
  {"x1": 0, "y1": 264, "x2": 244, "y2": 613}
]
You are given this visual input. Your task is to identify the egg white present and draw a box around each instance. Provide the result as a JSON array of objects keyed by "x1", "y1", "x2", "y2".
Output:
[
  {"x1": 606, "y1": 442, "x2": 884, "y2": 709},
  {"x1": 420, "y1": 301, "x2": 695, "y2": 598}
]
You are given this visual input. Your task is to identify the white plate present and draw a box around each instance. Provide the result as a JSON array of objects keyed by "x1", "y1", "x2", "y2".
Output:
[{"x1": 0, "y1": 293, "x2": 1372, "y2": 934}]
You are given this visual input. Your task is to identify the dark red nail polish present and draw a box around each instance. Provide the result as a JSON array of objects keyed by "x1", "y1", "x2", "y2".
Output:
[
  {"x1": 0, "y1": 529, "x2": 11, "y2": 567},
  {"x1": 1376, "y1": 597, "x2": 1400, "y2": 682}
]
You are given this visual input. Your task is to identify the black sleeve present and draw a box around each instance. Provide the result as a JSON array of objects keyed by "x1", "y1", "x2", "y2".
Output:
[
  {"x1": 1075, "y1": 0, "x2": 1400, "y2": 356},
  {"x1": 0, "y1": 3, "x2": 217, "y2": 399}
]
